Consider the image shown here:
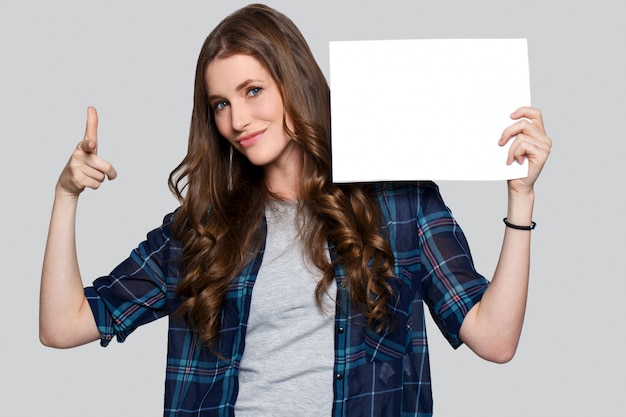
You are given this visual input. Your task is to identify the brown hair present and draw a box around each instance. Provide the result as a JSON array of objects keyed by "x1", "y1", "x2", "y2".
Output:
[{"x1": 168, "y1": 3, "x2": 396, "y2": 350}]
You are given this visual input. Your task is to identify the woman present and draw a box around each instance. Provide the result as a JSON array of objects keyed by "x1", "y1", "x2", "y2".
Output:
[{"x1": 39, "y1": 3, "x2": 551, "y2": 417}]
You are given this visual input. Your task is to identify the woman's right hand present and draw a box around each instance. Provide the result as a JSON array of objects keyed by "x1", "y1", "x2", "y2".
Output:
[{"x1": 57, "y1": 106, "x2": 117, "y2": 198}]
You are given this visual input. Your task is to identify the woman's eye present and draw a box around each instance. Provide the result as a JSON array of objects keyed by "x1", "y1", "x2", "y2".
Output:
[
  {"x1": 213, "y1": 100, "x2": 228, "y2": 111},
  {"x1": 247, "y1": 86, "x2": 262, "y2": 97}
]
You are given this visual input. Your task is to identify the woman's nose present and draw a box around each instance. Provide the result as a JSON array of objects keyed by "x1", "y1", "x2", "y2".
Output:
[{"x1": 230, "y1": 102, "x2": 250, "y2": 132}]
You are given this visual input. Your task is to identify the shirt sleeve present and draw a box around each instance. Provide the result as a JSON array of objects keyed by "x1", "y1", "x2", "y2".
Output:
[
  {"x1": 416, "y1": 182, "x2": 490, "y2": 348},
  {"x1": 85, "y1": 212, "x2": 176, "y2": 347}
]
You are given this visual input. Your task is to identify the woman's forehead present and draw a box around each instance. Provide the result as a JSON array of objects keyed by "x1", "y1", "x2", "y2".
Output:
[{"x1": 205, "y1": 54, "x2": 273, "y2": 94}]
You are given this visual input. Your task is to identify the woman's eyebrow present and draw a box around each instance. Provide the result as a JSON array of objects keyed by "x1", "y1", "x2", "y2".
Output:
[
  {"x1": 207, "y1": 78, "x2": 265, "y2": 100},
  {"x1": 235, "y1": 78, "x2": 264, "y2": 91}
]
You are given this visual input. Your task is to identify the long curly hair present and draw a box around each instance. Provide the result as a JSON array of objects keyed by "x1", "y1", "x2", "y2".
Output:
[{"x1": 168, "y1": 3, "x2": 396, "y2": 350}]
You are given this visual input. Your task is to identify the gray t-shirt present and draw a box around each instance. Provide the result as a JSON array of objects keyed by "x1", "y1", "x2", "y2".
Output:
[{"x1": 234, "y1": 201, "x2": 336, "y2": 416}]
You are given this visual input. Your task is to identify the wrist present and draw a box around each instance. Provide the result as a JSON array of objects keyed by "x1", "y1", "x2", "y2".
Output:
[
  {"x1": 507, "y1": 186, "x2": 534, "y2": 207},
  {"x1": 507, "y1": 181, "x2": 535, "y2": 199},
  {"x1": 54, "y1": 182, "x2": 80, "y2": 204},
  {"x1": 506, "y1": 187, "x2": 534, "y2": 225}
]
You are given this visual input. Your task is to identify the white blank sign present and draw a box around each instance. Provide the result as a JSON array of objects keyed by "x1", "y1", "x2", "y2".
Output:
[{"x1": 329, "y1": 39, "x2": 531, "y2": 182}]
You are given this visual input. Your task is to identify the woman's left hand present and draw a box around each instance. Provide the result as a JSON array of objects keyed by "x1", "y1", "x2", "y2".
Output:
[{"x1": 499, "y1": 106, "x2": 552, "y2": 194}]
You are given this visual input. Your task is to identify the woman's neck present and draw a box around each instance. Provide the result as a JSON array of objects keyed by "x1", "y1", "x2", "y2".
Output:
[{"x1": 263, "y1": 143, "x2": 303, "y2": 200}]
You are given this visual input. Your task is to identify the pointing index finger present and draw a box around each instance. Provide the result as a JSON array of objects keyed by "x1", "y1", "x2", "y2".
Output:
[{"x1": 81, "y1": 106, "x2": 99, "y2": 154}]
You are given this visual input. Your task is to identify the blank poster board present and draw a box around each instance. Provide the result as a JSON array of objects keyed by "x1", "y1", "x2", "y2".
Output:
[{"x1": 329, "y1": 39, "x2": 531, "y2": 182}]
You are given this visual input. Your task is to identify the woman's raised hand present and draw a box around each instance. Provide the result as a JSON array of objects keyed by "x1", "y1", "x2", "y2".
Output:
[
  {"x1": 498, "y1": 106, "x2": 552, "y2": 195},
  {"x1": 57, "y1": 106, "x2": 117, "y2": 197}
]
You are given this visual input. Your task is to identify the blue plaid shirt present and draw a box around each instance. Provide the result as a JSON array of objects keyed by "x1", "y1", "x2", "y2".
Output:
[{"x1": 86, "y1": 181, "x2": 489, "y2": 417}]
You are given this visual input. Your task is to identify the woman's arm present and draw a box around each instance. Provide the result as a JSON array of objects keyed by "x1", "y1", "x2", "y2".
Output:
[
  {"x1": 459, "y1": 106, "x2": 552, "y2": 363},
  {"x1": 39, "y1": 107, "x2": 117, "y2": 348}
]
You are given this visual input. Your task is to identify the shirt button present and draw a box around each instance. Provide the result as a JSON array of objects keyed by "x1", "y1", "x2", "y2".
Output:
[
  {"x1": 338, "y1": 327, "x2": 344, "y2": 333},
  {"x1": 336, "y1": 373, "x2": 343, "y2": 380}
]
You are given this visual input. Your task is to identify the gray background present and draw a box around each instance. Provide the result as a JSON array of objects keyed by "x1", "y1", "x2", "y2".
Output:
[{"x1": 1, "y1": 0, "x2": 623, "y2": 415}]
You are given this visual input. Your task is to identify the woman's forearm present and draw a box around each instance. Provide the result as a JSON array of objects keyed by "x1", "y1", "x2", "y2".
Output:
[
  {"x1": 39, "y1": 187, "x2": 100, "y2": 348},
  {"x1": 459, "y1": 190, "x2": 535, "y2": 363}
]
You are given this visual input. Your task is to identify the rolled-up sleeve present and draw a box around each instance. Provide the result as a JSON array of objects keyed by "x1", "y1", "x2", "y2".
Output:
[{"x1": 85, "y1": 212, "x2": 176, "y2": 346}]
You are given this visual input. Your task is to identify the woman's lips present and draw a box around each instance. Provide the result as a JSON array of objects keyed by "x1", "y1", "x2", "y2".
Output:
[{"x1": 237, "y1": 130, "x2": 265, "y2": 148}]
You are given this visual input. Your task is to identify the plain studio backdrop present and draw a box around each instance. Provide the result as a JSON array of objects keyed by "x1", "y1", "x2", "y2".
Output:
[{"x1": 1, "y1": 1, "x2": 622, "y2": 415}]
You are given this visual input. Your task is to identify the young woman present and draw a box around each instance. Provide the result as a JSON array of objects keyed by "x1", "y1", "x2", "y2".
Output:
[{"x1": 39, "y1": 3, "x2": 551, "y2": 417}]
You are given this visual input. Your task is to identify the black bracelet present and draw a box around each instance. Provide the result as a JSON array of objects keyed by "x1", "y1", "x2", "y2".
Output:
[{"x1": 503, "y1": 217, "x2": 536, "y2": 230}]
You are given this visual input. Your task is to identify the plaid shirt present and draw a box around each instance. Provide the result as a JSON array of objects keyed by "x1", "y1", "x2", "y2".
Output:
[{"x1": 86, "y1": 181, "x2": 489, "y2": 417}]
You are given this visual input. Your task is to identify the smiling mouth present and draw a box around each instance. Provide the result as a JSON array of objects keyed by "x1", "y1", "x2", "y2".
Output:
[{"x1": 237, "y1": 130, "x2": 265, "y2": 148}]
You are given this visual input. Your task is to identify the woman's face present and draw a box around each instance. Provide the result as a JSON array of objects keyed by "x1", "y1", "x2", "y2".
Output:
[{"x1": 206, "y1": 54, "x2": 298, "y2": 171}]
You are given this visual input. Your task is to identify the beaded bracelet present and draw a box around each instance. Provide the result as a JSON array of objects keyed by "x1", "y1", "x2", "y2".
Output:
[{"x1": 503, "y1": 217, "x2": 536, "y2": 230}]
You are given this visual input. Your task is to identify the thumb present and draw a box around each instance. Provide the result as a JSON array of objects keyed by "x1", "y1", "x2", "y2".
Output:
[{"x1": 80, "y1": 106, "x2": 99, "y2": 154}]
